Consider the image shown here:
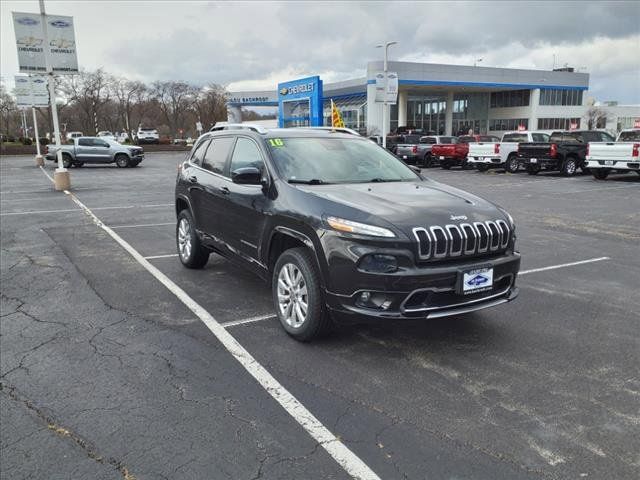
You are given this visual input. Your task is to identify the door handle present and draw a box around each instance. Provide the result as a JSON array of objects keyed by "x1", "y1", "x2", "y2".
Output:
[
  {"x1": 220, "y1": 186, "x2": 230, "y2": 195},
  {"x1": 188, "y1": 175, "x2": 198, "y2": 183}
]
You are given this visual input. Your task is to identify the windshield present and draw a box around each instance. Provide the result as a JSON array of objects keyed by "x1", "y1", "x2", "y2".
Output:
[
  {"x1": 618, "y1": 130, "x2": 640, "y2": 142},
  {"x1": 267, "y1": 137, "x2": 420, "y2": 184}
]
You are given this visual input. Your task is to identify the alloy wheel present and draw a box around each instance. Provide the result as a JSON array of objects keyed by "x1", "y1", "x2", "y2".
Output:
[
  {"x1": 277, "y1": 263, "x2": 308, "y2": 328},
  {"x1": 177, "y1": 218, "x2": 192, "y2": 260}
]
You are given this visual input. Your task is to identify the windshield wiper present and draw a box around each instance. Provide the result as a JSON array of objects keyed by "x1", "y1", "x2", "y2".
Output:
[
  {"x1": 288, "y1": 178, "x2": 328, "y2": 185},
  {"x1": 369, "y1": 178, "x2": 403, "y2": 183}
]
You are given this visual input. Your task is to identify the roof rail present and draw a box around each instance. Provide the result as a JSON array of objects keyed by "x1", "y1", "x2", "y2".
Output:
[
  {"x1": 294, "y1": 126, "x2": 362, "y2": 136},
  {"x1": 209, "y1": 123, "x2": 268, "y2": 134}
]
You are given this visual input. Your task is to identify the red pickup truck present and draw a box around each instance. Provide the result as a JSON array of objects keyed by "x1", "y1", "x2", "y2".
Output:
[{"x1": 432, "y1": 135, "x2": 500, "y2": 169}]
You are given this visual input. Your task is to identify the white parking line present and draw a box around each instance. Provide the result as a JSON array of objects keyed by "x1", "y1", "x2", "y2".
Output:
[
  {"x1": 144, "y1": 253, "x2": 178, "y2": 260},
  {"x1": 0, "y1": 207, "x2": 81, "y2": 216},
  {"x1": 38, "y1": 168, "x2": 381, "y2": 480},
  {"x1": 111, "y1": 222, "x2": 174, "y2": 229},
  {"x1": 520, "y1": 257, "x2": 610, "y2": 275},
  {"x1": 222, "y1": 314, "x2": 277, "y2": 328}
]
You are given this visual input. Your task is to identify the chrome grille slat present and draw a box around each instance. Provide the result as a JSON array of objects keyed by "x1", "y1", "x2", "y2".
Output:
[{"x1": 414, "y1": 219, "x2": 511, "y2": 261}]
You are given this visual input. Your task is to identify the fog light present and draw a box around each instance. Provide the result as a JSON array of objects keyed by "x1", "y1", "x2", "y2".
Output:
[
  {"x1": 356, "y1": 291, "x2": 393, "y2": 310},
  {"x1": 360, "y1": 291, "x2": 371, "y2": 302}
]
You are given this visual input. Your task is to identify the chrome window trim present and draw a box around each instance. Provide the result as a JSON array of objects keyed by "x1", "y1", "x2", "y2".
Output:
[{"x1": 412, "y1": 227, "x2": 432, "y2": 260}]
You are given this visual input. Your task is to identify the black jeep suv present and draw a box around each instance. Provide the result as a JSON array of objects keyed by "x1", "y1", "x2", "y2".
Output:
[{"x1": 175, "y1": 125, "x2": 521, "y2": 341}]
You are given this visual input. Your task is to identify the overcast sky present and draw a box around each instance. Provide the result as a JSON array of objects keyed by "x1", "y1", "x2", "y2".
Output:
[{"x1": 2, "y1": 0, "x2": 639, "y2": 103}]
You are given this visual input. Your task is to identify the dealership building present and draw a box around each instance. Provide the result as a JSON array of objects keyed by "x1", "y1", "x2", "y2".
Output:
[{"x1": 226, "y1": 61, "x2": 638, "y2": 136}]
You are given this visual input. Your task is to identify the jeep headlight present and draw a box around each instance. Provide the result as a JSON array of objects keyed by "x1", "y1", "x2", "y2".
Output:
[{"x1": 326, "y1": 216, "x2": 395, "y2": 238}]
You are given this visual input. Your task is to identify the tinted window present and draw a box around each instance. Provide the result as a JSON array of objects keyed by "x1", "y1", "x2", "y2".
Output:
[
  {"x1": 439, "y1": 137, "x2": 456, "y2": 144},
  {"x1": 549, "y1": 133, "x2": 564, "y2": 143},
  {"x1": 202, "y1": 137, "x2": 234, "y2": 175},
  {"x1": 600, "y1": 132, "x2": 615, "y2": 142},
  {"x1": 458, "y1": 136, "x2": 475, "y2": 143},
  {"x1": 618, "y1": 130, "x2": 640, "y2": 141},
  {"x1": 404, "y1": 135, "x2": 420, "y2": 144},
  {"x1": 531, "y1": 133, "x2": 550, "y2": 142},
  {"x1": 78, "y1": 138, "x2": 92, "y2": 146},
  {"x1": 230, "y1": 138, "x2": 264, "y2": 172},
  {"x1": 93, "y1": 139, "x2": 109, "y2": 147},
  {"x1": 580, "y1": 132, "x2": 601, "y2": 143},
  {"x1": 479, "y1": 136, "x2": 500, "y2": 142},
  {"x1": 420, "y1": 137, "x2": 436, "y2": 144},
  {"x1": 190, "y1": 139, "x2": 210, "y2": 166},
  {"x1": 565, "y1": 133, "x2": 582, "y2": 143}
]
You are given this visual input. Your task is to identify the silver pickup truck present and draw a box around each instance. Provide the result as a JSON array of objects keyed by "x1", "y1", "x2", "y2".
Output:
[
  {"x1": 46, "y1": 137, "x2": 144, "y2": 168},
  {"x1": 396, "y1": 135, "x2": 457, "y2": 167}
]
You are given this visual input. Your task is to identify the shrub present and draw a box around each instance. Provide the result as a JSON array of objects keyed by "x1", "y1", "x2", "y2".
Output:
[
  {"x1": 21, "y1": 137, "x2": 33, "y2": 145},
  {"x1": 39, "y1": 137, "x2": 48, "y2": 146},
  {"x1": 8, "y1": 136, "x2": 15, "y2": 143}
]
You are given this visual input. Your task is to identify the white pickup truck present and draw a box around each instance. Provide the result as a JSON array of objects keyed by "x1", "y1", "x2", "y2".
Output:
[
  {"x1": 467, "y1": 131, "x2": 550, "y2": 173},
  {"x1": 585, "y1": 129, "x2": 640, "y2": 179}
]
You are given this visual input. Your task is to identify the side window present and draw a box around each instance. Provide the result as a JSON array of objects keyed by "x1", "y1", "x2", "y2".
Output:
[
  {"x1": 78, "y1": 138, "x2": 92, "y2": 146},
  {"x1": 93, "y1": 139, "x2": 109, "y2": 147},
  {"x1": 229, "y1": 138, "x2": 264, "y2": 172},
  {"x1": 600, "y1": 132, "x2": 615, "y2": 142},
  {"x1": 202, "y1": 137, "x2": 235, "y2": 175},
  {"x1": 190, "y1": 139, "x2": 210, "y2": 166}
]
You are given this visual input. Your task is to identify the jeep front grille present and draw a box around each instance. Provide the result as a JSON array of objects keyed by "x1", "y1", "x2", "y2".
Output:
[{"x1": 413, "y1": 220, "x2": 511, "y2": 260}]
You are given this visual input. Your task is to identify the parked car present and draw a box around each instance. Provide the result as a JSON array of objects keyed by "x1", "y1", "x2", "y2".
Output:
[
  {"x1": 396, "y1": 135, "x2": 457, "y2": 167},
  {"x1": 585, "y1": 129, "x2": 640, "y2": 179},
  {"x1": 136, "y1": 127, "x2": 160, "y2": 144},
  {"x1": 172, "y1": 138, "x2": 188, "y2": 145},
  {"x1": 174, "y1": 124, "x2": 520, "y2": 341},
  {"x1": 368, "y1": 135, "x2": 383, "y2": 146},
  {"x1": 385, "y1": 128, "x2": 432, "y2": 154},
  {"x1": 433, "y1": 135, "x2": 501, "y2": 169},
  {"x1": 96, "y1": 131, "x2": 117, "y2": 142},
  {"x1": 467, "y1": 131, "x2": 551, "y2": 173},
  {"x1": 46, "y1": 137, "x2": 144, "y2": 168},
  {"x1": 66, "y1": 131, "x2": 83, "y2": 140},
  {"x1": 518, "y1": 130, "x2": 615, "y2": 176},
  {"x1": 116, "y1": 131, "x2": 130, "y2": 143}
]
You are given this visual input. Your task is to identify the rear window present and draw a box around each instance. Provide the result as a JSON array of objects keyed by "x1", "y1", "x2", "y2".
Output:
[
  {"x1": 531, "y1": 133, "x2": 550, "y2": 142},
  {"x1": 549, "y1": 132, "x2": 565, "y2": 143},
  {"x1": 403, "y1": 135, "x2": 420, "y2": 144},
  {"x1": 502, "y1": 133, "x2": 527, "y2": 143},
  {"x1": 439, "y1": 136, "x2": 457, "y2": 144},
  {"x1": 479, "y1": 136, "x2": 500, "y2": 142},
  {"x1": 420, "y1": 137, "x2": 436, "y2": 144},
  {"x1": 618, "y1": 130, "x2": 640, "y2": 142},
  {"x1": 458, "y1": 136, "x2": 475, "y2": 143}
]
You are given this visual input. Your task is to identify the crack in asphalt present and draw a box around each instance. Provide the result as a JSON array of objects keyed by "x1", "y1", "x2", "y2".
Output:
[{"x1": 0, "y1": 382, "x2": 137, "y2": 480}]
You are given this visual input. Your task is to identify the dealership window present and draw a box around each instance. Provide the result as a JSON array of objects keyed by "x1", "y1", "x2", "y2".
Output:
[
  {"x1": 539, "y1": 89, "x2": 583, "y2": 106},
  {"x1": 490, "y1": 90, "x2": 530, "y2": 108},
  {"x1": 488, "y1": 118, "x2": 529, "y2": 131},
  {"x1": 536, "y1": 117, "x2": 581, "y2": 130}
]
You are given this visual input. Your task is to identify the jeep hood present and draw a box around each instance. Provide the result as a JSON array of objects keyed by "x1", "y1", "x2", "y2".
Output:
[{"x1": 296, "y1": 180, "x2": 505, "y2": 233}]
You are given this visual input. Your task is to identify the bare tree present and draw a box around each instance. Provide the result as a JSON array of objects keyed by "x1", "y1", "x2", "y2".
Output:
[
  {"x1": 0, "y1": 84, "x2": 21, "y2": 138},
  {"x1": 151, "y1": 81, "x2": 197, "y2": 137},
  {"x1": 59, "y1": 69, "x2": 113, "y2": 134},
  {"x1": 585, "y1": 106, "x2": 608, "y2": 130},
  {"x1": 112, "y1": 78, "x2": 147, "y2": 139},
  {"x1": 193, "y1": 83, "x2": 228, "y2": 131}
]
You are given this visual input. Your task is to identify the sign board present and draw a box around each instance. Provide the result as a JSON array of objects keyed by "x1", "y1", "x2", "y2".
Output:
[
  {"x1": 517, "y1": 124, "x2": 526, "y2": 131},
  {"x1": 12, "y1": 12, "x2": 78, "y2": 74},
  {"x1": 14, "y1": 75, "x2": 49, "y2": 107},
  {"x1": 634, "y1": 118, "x2": 640, "y2": 128},
  {"x1": 277, "y1": 76, "x2": 323, "y2": 128},
  {"x1": 374, "y1": 72, "x2": 398, "y2": 104},
  {"x1": 569, "y1": 122, "x2": 578, "y2": 130}
]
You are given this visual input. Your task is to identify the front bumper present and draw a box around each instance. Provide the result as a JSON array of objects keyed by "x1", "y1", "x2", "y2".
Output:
[
  {"x1": 586, "y1": 159, "x2": 639, "y2": 171},
  {"x1": 324, "y1": 250, "x2": 521, "y2": 323}
]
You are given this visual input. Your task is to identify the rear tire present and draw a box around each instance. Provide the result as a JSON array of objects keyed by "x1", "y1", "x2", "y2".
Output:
[
  {"x1": 176, "y1": 210, "x2": 209, "y2": 269},
  {"x1": 115, "y1": 154, "x2": 130, "y2": 168},
  {"x1": 421, "y1": 153, "x2": 433, "y2": 168},
  {"x1": 562, "y1": 157, "x2": 578, "y2": 177},
  {"x1": 441, "y1": 161, "x2": 451, "y2": 170},
  {"x1": 592, "y1": 169, "x2": 610, "y2": 180},
  {"x1": 505, "y1": 154, "x2": 519, "y2": 173},
  {"x1": 272, "y1": 247, "x2": 332, "y2": 342}
]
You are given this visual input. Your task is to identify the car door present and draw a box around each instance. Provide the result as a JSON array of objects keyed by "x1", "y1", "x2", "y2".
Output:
[
  {"x1": 220, "y1": 136, "x2": 271, "y2": 265},
  {"x1": 183, "y1": 138, "x2": 210, "y2": 233},
  {"x1": 195, "y1": 136, "x2": 236, "y2": 248},
  {"x1": 91, "y1": 138, "x2": 112, "y2": 162},
  {"x1": 75, "y1": 138, "x2": 94, "y2": 162}
]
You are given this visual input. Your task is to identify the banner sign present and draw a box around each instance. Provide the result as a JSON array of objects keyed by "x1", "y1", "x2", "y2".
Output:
[
  {"x1": 14, "y1": 75, "x2": 49, "y2": 107},
  {"x1": 374, "y1": 72, "x2": 398, "y2": 104},
  {"x1": 12, "y1": 12, "x2": 78, "y2": 74}
]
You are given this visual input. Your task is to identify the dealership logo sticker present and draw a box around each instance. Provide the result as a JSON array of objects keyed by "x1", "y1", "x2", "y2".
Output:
[
  {"x1": 466, "y1": 274, "x2": 489, "y2": 287},
  {"x1": 279, "y1": 87, "x2": 289, "y2": 95}
]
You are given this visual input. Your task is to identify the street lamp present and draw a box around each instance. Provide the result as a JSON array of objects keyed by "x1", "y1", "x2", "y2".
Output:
[{"x1": 376, "y1": 41, "x2": 397, "y2": 149}]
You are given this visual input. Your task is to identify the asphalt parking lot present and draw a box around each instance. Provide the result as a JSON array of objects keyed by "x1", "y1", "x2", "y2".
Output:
[{"x1": 1, "y1": 152, "x2": 638, "y2": 480}]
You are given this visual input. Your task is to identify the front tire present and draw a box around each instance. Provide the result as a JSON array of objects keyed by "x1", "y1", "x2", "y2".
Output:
[
  {"x1": 592, "y1": 169, "x2": 610, "y2": 180},
  {"x1": 115, "y1": 154, "x2": 130, "y2": 168},
  {"x1": 176, "y1": 210, "x2": 209, "y2": 269},
  {"x1": 62, "y1": 154, "x2": 72, "y2": 169},
  {"x1": 272, "y1": 247, "x2": 331, "y2": 342}
]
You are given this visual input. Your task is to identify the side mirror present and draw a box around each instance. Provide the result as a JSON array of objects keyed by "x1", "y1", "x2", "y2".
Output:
[{"x1": 231, "y1": 166, "x2": 262, "y2": 185}]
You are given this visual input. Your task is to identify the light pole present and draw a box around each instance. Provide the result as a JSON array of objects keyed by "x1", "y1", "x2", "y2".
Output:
[
  {"x1": 40, "y1": 0, "x2": 70, "y2": 190},
  {"x1": 376, "y1": 41, "x2": 397, "y2": 149},
  {"x1": 474, "y1": 58, "x2": 483, "y2": 67}
]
